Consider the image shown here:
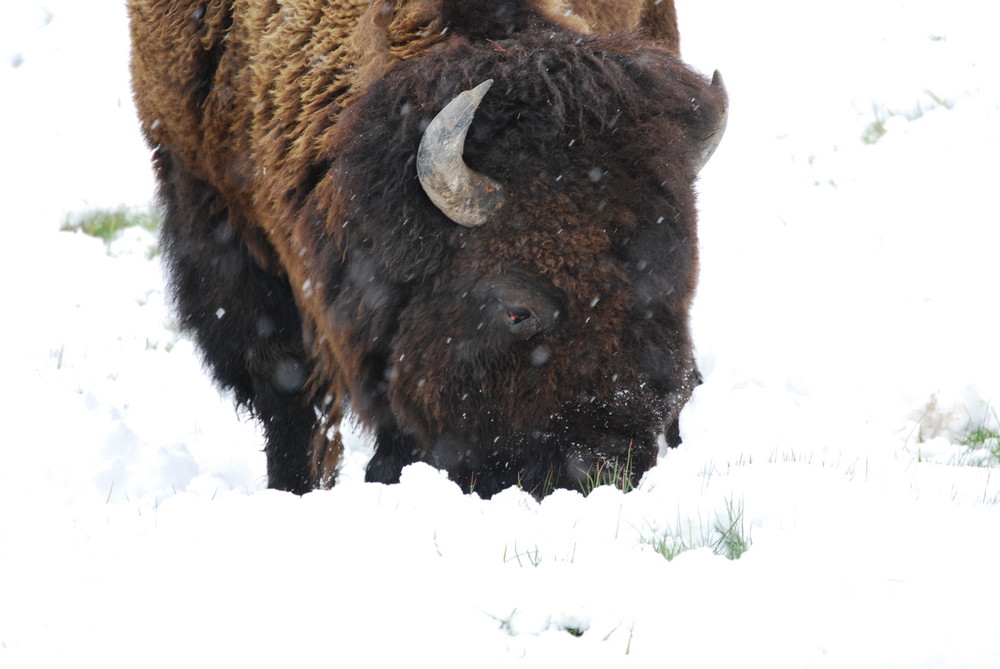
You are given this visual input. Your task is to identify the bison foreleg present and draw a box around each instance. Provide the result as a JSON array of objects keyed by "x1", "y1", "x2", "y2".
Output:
[
  {"x1": 155, "y1": 149, "x2": 321, "y2": 493},
  {"x1": 364, "y1": 425, "x2": 422, "y2": 485}
]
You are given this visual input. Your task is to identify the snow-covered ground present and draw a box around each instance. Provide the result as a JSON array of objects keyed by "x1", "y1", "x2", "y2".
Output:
[{"x1": 2, "y1": 1, "x2": 999, "y2": 665}]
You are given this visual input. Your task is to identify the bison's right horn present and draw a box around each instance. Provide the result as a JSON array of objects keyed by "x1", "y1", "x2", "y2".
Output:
[
  {"x1": 690, "y1": 70, "x2": 729, "y2": 174},
  {"x1": 417, "y1": 79, "x2": 506, "y2": 228}
]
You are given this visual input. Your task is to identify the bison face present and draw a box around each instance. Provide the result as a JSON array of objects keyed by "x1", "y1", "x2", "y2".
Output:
[
  {"x1": 383, "y1": 185, "x2": 703, "y2": 495},
  {"x1": 311, "y1": 36, "x2": 726, "y2": 496}
]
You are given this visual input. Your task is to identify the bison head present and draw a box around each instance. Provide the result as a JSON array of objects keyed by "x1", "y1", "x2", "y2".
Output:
[{"x1": 303, "y1": 32, "x2": 727, "y2": 497}]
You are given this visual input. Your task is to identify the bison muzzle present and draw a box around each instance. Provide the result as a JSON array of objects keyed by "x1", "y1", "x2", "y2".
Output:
[{"x1": 128, "y1": 0, "x2": 727, "y2": 498}]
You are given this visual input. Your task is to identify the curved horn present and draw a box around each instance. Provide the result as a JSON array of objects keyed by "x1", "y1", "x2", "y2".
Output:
[
  {"x1": 690, "y1": 70, "x2": 729, "y2": 174},
  {"x1": 417, "y1": 79, "x2": 506, "y2": 228}
]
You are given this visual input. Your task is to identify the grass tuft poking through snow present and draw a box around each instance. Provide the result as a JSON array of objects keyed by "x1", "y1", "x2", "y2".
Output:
[
  {"x1": 861, "y1": 89, "x2": 956, "y2": 145},
  {"x1": 61, "y1": 206, "x2": 160, "y2": 257},
  {"x1": 580, "y1": 447, "x2": 637, "y2": 496},
  {"x1": 711, "y1": 497, "x2": 752, "y2": 560},
  {"x1": 640, "y1": 496, "x2": 752, "y2": 562},
  {"x1": 958, "y1": 408, "x2": 1000, "y2": 466}
]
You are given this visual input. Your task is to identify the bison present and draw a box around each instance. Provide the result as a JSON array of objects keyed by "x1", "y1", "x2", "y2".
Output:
[{"x1": 128, "y1": 0, "x2": 727, "y2": 498}]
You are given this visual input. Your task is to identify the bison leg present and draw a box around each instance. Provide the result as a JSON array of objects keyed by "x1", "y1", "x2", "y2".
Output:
[
  {"x1": 364, "y1": 425, "x2": 421, "y2": 485},
  {"x1": 663, "y1": 363, "x2": 703, "y2": 449},
  {"x1": 154, "y1": 149, "x2": 319, "y2": 494}
]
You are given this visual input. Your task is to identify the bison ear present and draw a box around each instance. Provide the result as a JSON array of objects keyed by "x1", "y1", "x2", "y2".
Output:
[{"x1": 689, "y1": 70, "x2": 728, "y2": 174}]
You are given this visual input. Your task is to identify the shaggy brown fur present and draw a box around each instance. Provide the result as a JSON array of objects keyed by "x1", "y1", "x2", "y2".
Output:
[
  {"x1": 129, "y1": 0, "x2": 724, "y2": 497},
  {"x1": 130, "y1": 0, "x2": 678, "y2": 254}
]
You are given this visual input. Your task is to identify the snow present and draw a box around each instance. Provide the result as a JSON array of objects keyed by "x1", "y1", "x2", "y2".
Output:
[{"x1": 2, "y1": 0, "x2": 999, "y2": 665}]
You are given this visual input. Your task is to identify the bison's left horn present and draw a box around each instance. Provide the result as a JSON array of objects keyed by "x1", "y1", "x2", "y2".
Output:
[
  {"x1": 417, "y1": 79, "x2": 506, "y2": 228},
  {"x1": 691, "y1": 70, "x2": 729, "y2": 174}
]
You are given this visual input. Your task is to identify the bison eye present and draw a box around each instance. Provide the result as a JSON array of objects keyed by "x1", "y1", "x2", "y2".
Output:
[
  {"x1": 475, "y1": 271, "x2": 562, "y2": 342},
  {"x1": 499, "y1": 302, "x2": 543, "y2": 339},
  {"x1": 507, "y1": 306, "x2": 533, "y2": 325}
]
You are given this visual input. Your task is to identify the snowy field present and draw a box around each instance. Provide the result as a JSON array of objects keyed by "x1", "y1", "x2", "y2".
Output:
[{"x1": 2, "y1": 1, "x2": 999, "y2": 665}]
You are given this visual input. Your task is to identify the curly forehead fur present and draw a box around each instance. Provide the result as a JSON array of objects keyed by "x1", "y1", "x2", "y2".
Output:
[{"x1": 320, "y1": 32, "x2": 717, "y2": 274}]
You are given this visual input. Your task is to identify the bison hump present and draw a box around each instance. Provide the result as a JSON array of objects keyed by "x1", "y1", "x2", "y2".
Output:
[{"x1": 441, "y1": 0, "x2": 565, "y2": 39}]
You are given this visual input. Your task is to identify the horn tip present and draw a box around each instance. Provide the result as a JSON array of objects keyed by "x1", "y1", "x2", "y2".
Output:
[{"x1": 467, "y1": 79, "x2": 495, "y2": 105}]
